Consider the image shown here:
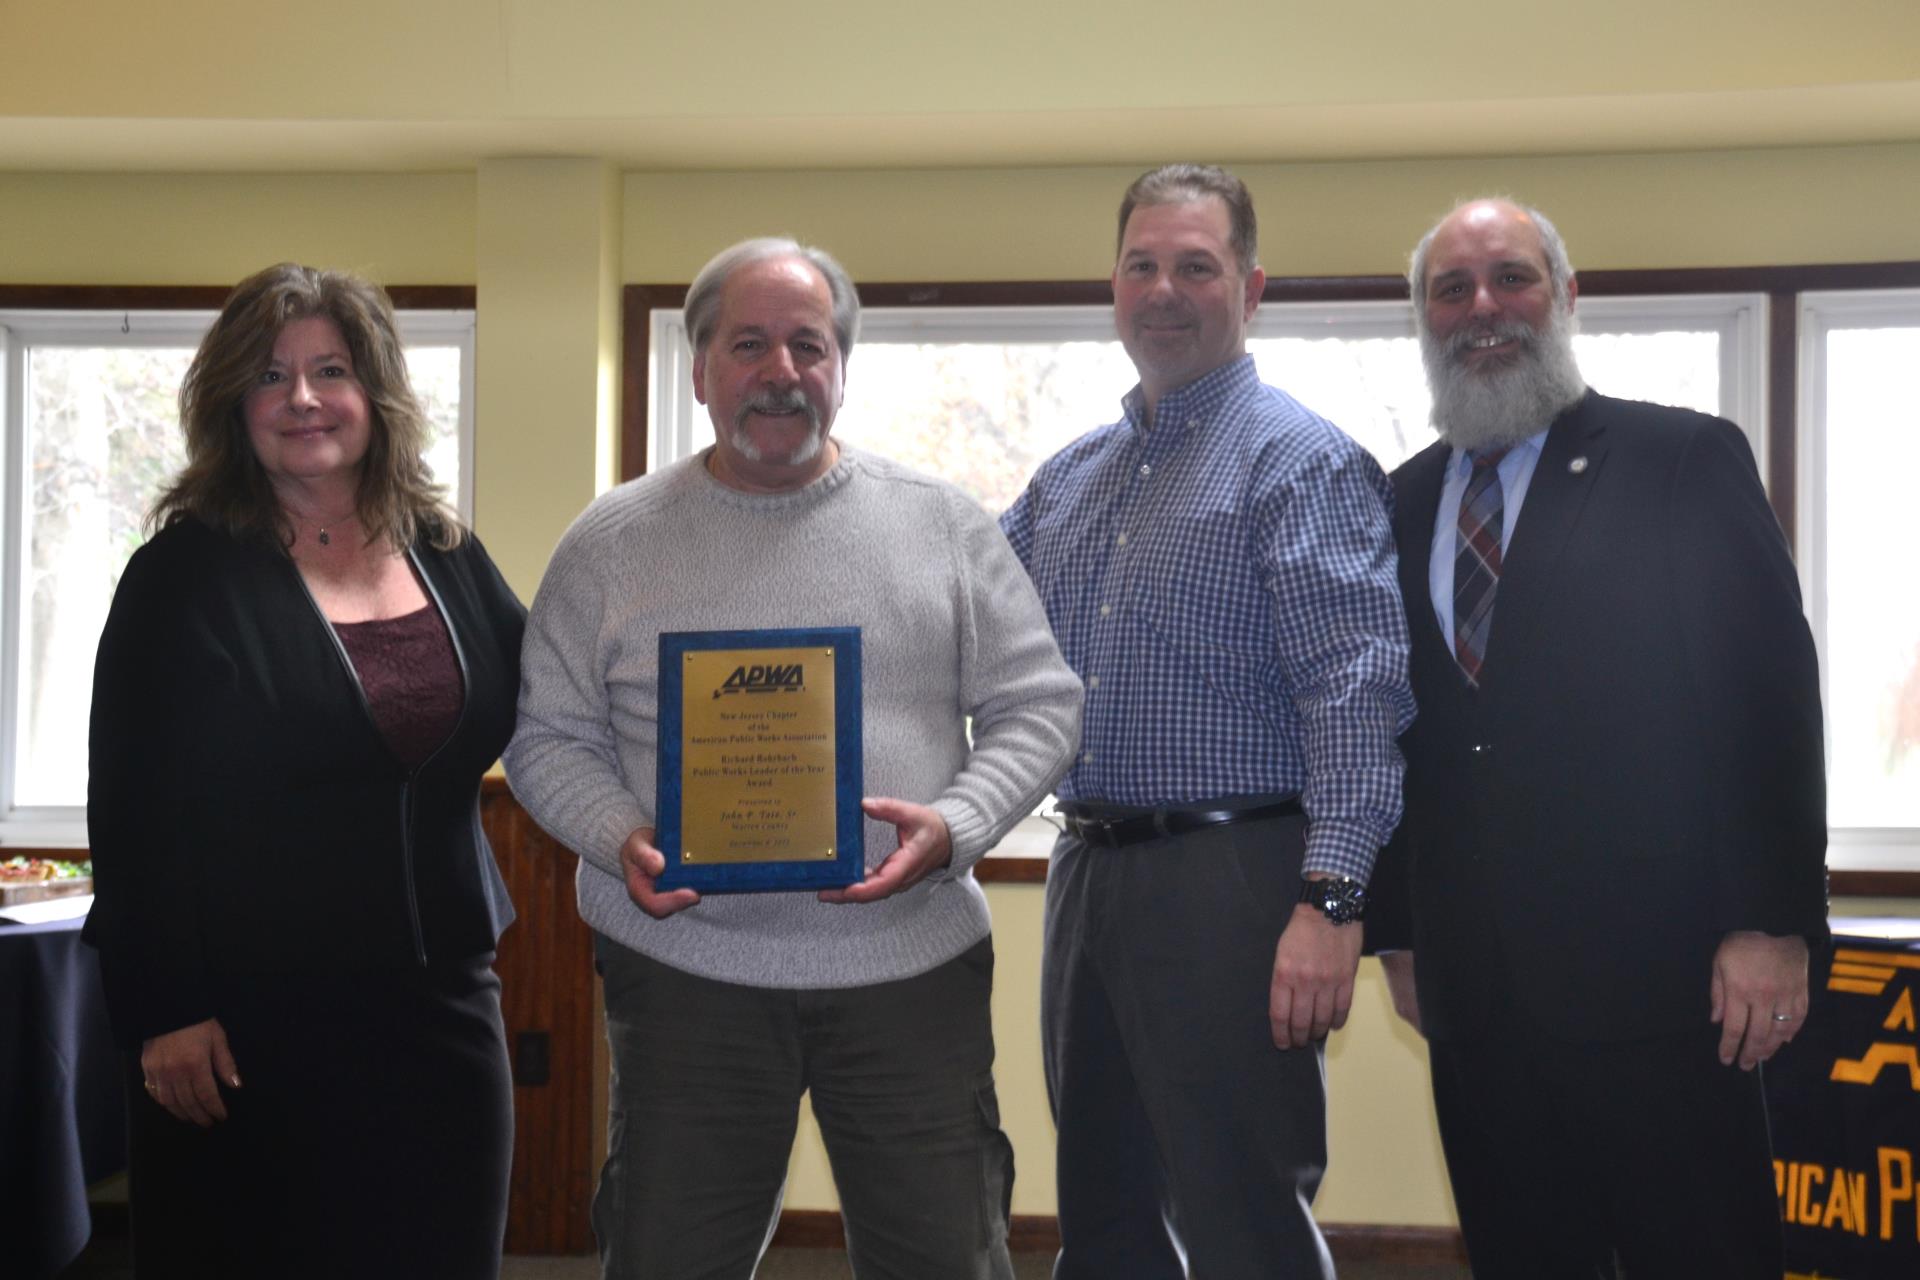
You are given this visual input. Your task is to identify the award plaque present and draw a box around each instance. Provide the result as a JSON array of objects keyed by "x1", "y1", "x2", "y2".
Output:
[{"x1": 654, "y1": 627, "x2": 864, "y2": 893}]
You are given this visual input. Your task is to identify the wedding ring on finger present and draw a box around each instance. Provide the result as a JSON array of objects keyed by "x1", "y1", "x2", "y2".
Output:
[{"x1": 1771, "y1": 1013, "x2": 1795, "y2": 1023}]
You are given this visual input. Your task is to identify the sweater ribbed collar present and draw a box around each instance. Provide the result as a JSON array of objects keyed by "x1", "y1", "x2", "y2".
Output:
[{"x1": 691, "y1": 442, "x2": 859, "y2": 512}]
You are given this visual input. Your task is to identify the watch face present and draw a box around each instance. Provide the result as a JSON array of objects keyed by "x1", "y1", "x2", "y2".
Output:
[{"x1": 1302, "y1": 878, "x2": 1366, "y2": 924}]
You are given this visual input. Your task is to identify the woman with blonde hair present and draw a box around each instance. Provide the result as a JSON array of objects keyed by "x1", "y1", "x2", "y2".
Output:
[{"x1": 86, "y1": 263, "x2": 524, "y2": 1277}]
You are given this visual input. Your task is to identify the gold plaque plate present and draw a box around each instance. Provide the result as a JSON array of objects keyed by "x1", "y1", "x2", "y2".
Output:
[{"x1": 678, "y1": 646, "x2": 838, "y2": 864}]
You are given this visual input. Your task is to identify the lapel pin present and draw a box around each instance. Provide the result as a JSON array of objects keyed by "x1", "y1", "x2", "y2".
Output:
[{"x1": 1568, "y1": 456, "x2": 1589, "y2": 474}]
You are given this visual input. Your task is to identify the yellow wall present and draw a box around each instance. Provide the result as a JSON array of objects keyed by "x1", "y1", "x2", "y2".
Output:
[
  {"x1": 9, "y1": 140, "x2": 1917, "y2": 290},
  {"x1": 624, "y1": 144, "x2": 1920, "y2": 283},
  {"x1": 472, "y1": 158, "x2": 623, "y2": 590},
  {"x1": 0, "y1": 172, "x2": 476, "y2": 285},
  {"x1": 9, "y1": 138, "x2": 1920, "y2": 1228}
]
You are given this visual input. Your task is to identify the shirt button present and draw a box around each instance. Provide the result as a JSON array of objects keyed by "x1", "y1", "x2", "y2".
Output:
[
  {"x1": 1138, "y1": 464, "x2": 1152, "y2": 477},
  {"x1": 1115, "y1": 533, "x2": 1129, "y2": 547},
  {"x1": 1082, "y1": 751, "x2": 1095, "y2": 764},
  {"x1": 1099, "y1": 603, "x2": 1112, "y2": 617},
  {"x1": 1087, "y1": 675, "x2": 1101, "y2": 689},
  {"x1": 1187, "y1": 419, "x2": 1199, "y2": 431}
]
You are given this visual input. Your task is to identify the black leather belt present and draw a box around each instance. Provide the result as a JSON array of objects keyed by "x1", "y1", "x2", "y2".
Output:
[{"x1": 1057, "y1": 799, "x2": 1304, "y2": 849}]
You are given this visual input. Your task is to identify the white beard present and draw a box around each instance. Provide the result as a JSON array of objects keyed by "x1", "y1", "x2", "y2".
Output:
[{"x1": 1422, "y1": 304, "x2": 1587, "y2": 453}]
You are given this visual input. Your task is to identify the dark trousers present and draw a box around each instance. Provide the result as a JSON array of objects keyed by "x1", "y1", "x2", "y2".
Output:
[
  {"x1": 125, "y1": 957, "x2": 512, "y2": 1280},
  {"x1": 1042, "y1": 812, "x2": 1334, "y2": 1280},
  {"x1": 593, "y1": 935, "x2": 1015, "y2": 1280},
  {"x1": 1429, "y1": 978, "x2": 1784, "y2": 1279}
]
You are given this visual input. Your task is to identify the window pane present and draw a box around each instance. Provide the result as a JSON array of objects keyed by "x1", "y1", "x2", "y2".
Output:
[
  {"x1": 405, "y1": 344, "x2": 463, "y2": 494},
  {"x1": 12, "y1": 327, "x2": 467, "y2": 815},
  {"x1": 1572, "y1": 331, "x2": 1720, "y2": 417},
  {"x1": 835, "y1": 341, "x2": 1136, "y2": 513},
  {"x1": 20, "y1": 346, "x2": 194, "y2": 807},
  {"x1": 1822, "y1": 326, "x2": 1920, "y2": 829},
  {"x1": 831, "y1": 326, "x2": 1726, "y2": 510},
  {"x1": 1250, "y1": 335, "x2": 1435, "y2": 471}
]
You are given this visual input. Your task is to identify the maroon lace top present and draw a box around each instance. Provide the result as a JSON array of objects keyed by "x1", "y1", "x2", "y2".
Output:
[{"x1": 333, "y1": 605, "x2": 464, "y2": 770}]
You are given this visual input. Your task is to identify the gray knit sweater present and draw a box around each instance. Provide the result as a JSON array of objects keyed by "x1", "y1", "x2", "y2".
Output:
[{"x1": 503, "y1": 446, "x2": 1083, "y2": 988}]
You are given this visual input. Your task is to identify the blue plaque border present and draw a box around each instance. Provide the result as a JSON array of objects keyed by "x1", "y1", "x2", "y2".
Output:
[{"x1": 655, "y1": 626, "x2": 864, "y2": 894}]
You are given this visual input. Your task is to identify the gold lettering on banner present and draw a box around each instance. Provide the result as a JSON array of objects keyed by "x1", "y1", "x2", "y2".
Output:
[
  {"x1": 1782, "y1": 945, "x2": 1920, "y2": 1251},
  {"x1": 1881, "y1": 1148, "x2": 1915, "y2": 1242},
  {"x1": 1824, "y1": 1169, "x2": 1866, "y2": 1234},
  {"x1": 1825, "y1": 952, "x2": 1920, "y2": 1090},
  {"x1": 1776, "y1": 1155, "x2": 1910, "y2": 1240},
  {"x1": 1832, "y1": 1044, "x2": 1920, "y2": 1089},
  {"x1": 1887, "y1": 988, "x2": 1917, "y2": 1033},
  {"x1": 1797, "y1": 1162, "x2": 1826, "y2": 1225}
]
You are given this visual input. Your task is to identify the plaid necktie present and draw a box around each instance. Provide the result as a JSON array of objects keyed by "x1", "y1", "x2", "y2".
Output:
[{"x1": 1453, "y1": 448, "x2": 1511, "y2": 688}]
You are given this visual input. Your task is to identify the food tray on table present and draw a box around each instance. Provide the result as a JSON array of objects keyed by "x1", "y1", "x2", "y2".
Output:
[{"x1": 0, "y1": 857, "x2": 93, "y2": 906}]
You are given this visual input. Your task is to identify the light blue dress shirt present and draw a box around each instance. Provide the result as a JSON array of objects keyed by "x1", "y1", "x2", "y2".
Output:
[{"x1": 1427, "y1": 429, "x2": 1550, "y2": 650}]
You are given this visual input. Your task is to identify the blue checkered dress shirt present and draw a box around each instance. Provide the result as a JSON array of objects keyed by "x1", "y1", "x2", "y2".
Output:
[{"x1": 1001, "y1": 356, "x2": 1414, "y2": 881}]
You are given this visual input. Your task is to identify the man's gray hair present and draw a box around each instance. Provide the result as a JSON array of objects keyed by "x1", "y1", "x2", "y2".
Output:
[
  {"x1": 684, "y1": 237, "x2": 861, "y2": 361},
  {"x1": 1408, "y1": 198, "x2": 1576, "y2": 323}
]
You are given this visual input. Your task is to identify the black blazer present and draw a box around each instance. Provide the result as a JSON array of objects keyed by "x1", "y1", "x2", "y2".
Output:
[
  {"x1": 85, "y1": 518, "x2": 526, "y2": 1049},
  {"x1": 1368, "y1": 392, "x2": 1827, "y2": 1043}
]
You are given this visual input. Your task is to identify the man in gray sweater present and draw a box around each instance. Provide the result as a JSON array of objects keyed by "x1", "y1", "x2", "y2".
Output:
[{"x1": 504, "y1": 237, "x2": 1083, "y2": 1280}]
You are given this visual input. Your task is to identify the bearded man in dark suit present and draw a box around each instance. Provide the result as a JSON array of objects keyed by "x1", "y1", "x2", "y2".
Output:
[{"x1": 1368, "y1": 198, "x2": 1827, "y2": 1279}]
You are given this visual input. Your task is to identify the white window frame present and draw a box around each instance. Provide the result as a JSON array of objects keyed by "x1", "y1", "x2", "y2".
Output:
[
  {"x1": 1574, "y1": 293, "x2": 1770, "y2": 463},
  {"x1": 654, "y1": 293, "x2": 1769, "y2": 478},
  {"x1": 0, "y1": 308, "x2": 476, "y2": 846},
  {"x1": 1797, "y1": 288, "x2": 1920, "y2": 871}
]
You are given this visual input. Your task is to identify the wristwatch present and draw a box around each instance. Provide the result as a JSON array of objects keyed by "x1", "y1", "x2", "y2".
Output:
[{"x1": 1298, "y1": 876, "x2": 1367, "y2": 925}]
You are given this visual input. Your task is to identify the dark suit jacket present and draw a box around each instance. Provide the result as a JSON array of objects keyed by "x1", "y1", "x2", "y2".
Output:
[
  {"x1": 84, "y1": 518, "x2": 526, "y2": 1049},
  {"x1": 1368, "y1": 391, "x2": 1827, "y2": 1043}
]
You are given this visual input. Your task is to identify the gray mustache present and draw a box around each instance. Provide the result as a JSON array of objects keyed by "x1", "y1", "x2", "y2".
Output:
[
  {"x1": 735, "y1": 390, "x2": 820, "y2": 430},
  {"x1": 1446, "y1": 321, "x2": 1536, "y2": 361}
]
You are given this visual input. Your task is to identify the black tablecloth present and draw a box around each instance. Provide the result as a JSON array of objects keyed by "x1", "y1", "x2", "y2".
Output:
[
  {"x1": 1767, "y1": 919, "x2": 1920, "y2": 1279},
  {"x1": 0, "y1": 912, "x2": 126, "y2": 1279}
]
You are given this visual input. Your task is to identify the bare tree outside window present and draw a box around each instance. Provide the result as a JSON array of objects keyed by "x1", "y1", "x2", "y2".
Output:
[
  {"x1": 23, "y1": 346, "x2": 193, "y2": 806},
  {"x1": 407, "y1": 345, "x2": 465, "y2": 501},
  {"x1": 835, "y1": 342, "x2": 1134, "y2": 514},
  {"x1": 826, "y1": 326, "x2": 1727, "y2": 512}
]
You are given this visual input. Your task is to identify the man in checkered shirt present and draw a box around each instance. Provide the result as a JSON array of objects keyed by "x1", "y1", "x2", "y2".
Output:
[{"x1": 1001, "y1": 163, "x2": 1414, "y2": 1279}]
